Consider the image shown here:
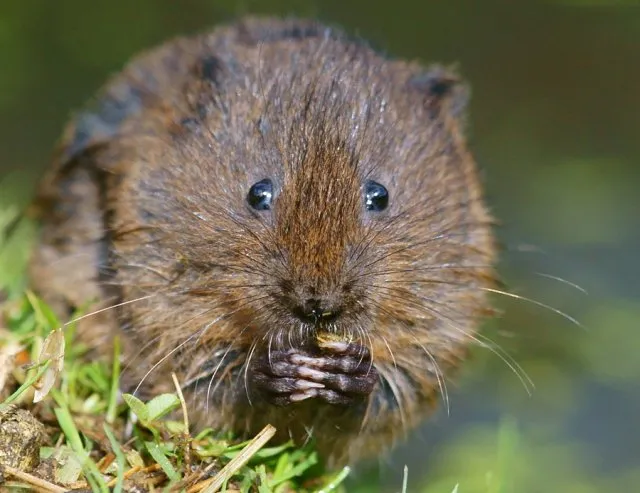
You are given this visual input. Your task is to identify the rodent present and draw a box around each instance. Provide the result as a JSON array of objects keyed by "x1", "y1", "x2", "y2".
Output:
[{"x1": 27, "y1": 17, "x2": 497, "y2": 467}]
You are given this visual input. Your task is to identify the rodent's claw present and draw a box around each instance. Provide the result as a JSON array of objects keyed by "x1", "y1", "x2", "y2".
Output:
[
  {"x1": 252, "y1": 372, "x2": 324, "y2": 394},
  {"x1": 289, "y1": 353, "x2": 370, "y2": 374},
  {"x1": 250, "y1": 345, "x2": 378, "y2": 407},
  {"x1": 315, "y1": 372, "x2": 377, "y2": 396}
]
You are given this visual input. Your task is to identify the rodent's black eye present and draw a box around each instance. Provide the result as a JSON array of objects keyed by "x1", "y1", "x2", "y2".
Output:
[
  {"x1": 247, "y1": 178, "x2": 273, "y2": 210},
  {"x1": 364, "y1": 180, "x2": 388, "y2": 212}
]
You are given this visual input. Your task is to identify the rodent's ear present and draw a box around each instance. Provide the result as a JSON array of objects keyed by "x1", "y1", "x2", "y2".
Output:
[
  {"x1": 407, "y1": 65, "x2": 470, "y2": 123},
  {"x1": 197, "y1": 55, "x2": 224, "y2": 88}
]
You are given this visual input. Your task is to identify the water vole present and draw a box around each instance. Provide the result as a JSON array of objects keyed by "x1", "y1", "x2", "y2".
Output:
[{"x1": 28, "y1": 17, "x2": 497, "y2": 466}]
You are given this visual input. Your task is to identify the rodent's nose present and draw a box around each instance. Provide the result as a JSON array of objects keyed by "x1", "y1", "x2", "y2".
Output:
[{"x1": 295, "y1": 298, "x2": 340, "y2": 324}]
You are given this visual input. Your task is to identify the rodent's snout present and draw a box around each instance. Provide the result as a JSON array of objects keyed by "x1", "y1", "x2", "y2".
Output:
[
  {"x1": 291, "y1": 295, "x2": 341, "y2": 324},
  {"x1": 285, "y1": 282, "x2": 346, "y2": 325}
]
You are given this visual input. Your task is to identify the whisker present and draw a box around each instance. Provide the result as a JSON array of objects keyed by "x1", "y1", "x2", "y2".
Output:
[
  {"x1": 534, "y1": 272, "x2": 589, "y2": 295},
  {"x1": 368, "y1": 277, "x2": 582, "y2": 330},
  {"x1": 267, "y1": 330, "x2": 275, "y2": 368},
  {"x1": 121, "y1": 333, "x2": 163, "y2": 374},
  {"x1": 480, "y1": 287, "x2": 584, "y2": 330},
  {"x1": 205, "y1": 331, "x2": 250, "y2": 413},
  {"x1": 243, "y1": 342, "x2": 260, "y2": 406},
  {"x1": 354, "y1": 312, "x2": 377, "y2": 372},
  {"x1": 410, "y1": 335, "x2": 450, "y2": 416},
  {"x1": 375, "y1": 365, "x2": 407, "y2": 434},
  {"x1": 60, "y1": 294, "x2": 157, "y2": 329},
  {"x1": 122, "y1": 303, "x2": 225, "y2": 375},
  {"x1": 361, "y1": 263, "x2": 495, "y2": 279},
  {"x1": 132, "y1": 320, "x2": 215, "y2": 396},
  {"x1": 361, "y1": 324, "x2": 376, "y2": 373},
  {"x1": 379, "y1": 335, "x2": 397, "y2": 370},
  {"x1": 351, "y1": 223, "x2": 492, "y2": 278},
  {"x1": 347, "y1": 209, "x2": 409, "y2": 270},
  {"x1": 133, "y1": 293, "x2": 270, "y2": 394},
  {"x1": 192, "y1": 293, "x2": 270, "y2": 337},
  {"x1": 114, "y1": 262, "x2": 173, "y2": 281},
  {"x1": 422, "y1": 303, "x2": 534, "y2": 396},
  {"x1": 365, "y1": 299, "x2": 450, "y2": 412},
  {"x1": 365, "y1": 293, "x2": 535, "y2": 396}
]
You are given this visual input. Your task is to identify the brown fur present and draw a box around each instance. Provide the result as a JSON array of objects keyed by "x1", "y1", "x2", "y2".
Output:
[{"x1": 28, "y1": 17, "x2": 497, "y2": 466}]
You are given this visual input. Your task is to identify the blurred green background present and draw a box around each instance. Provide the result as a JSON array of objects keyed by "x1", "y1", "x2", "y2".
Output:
[{"x1": 1, "y1": 0, "x2": 638, "y2": 491}]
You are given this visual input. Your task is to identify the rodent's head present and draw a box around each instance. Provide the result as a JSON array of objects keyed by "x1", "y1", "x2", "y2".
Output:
[{"x1": 94, "y1": 22, "x2": 496, "y2": 398}]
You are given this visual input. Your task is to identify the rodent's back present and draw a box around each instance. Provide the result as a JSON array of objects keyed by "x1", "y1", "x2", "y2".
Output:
[{"x1": 29, "y1": 17, "x2": 497, "y2": 466}]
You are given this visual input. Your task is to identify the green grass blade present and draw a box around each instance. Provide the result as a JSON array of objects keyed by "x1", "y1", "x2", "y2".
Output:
[
  {"x1": 145, "y1": 441, "x2": 181, "y2": 482},
  {"x1": 104, "y1": 423, "x2": 126, "y2": 493},
  {"x1": 52, "y1": 394, "x2": 109, "y2": 493},
  {"x1": 106, "y1": 336, "x2": 121, "y2": 424}
]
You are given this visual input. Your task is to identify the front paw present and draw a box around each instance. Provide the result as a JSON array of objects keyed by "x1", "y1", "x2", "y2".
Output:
[{"x1": 249, "y1": 343, "x2": 378, "y2": 406}]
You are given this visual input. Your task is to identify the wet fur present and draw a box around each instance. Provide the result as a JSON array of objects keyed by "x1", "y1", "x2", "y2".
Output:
[{"x1": 28, "y1": 17, "x2": 497, "y2": 466}]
